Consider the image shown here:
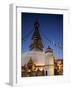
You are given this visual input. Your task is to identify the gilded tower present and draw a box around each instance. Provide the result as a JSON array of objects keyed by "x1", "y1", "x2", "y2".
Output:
[{"x1": 29, "y1": 21, "x2": 43, "y2": 51}]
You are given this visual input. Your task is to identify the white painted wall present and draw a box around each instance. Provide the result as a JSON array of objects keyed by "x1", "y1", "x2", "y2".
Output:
[
  {"x1": 0, "y1": 0, "x2": 72, "y2": 89},
  {"x1": 45, "y1": 53, "x2": 54, "y2": 65},
  {"x1": 45, "y1": 52, "x2": 54, "y2": 75}
]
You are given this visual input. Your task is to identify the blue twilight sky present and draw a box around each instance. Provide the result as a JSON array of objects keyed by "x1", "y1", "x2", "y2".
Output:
[{"x1": 21, "y1": 12, "x2": 63, "y2": 59}]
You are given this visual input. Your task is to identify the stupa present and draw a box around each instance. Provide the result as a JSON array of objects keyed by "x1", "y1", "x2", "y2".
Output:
[{"x1": 21, "y1": 21, "x2": 54, "y2": 76}]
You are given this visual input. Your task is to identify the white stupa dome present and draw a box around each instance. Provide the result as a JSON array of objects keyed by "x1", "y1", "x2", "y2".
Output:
[{"x1": 21, "y1": 51, "x2": 45, "y2": 66}]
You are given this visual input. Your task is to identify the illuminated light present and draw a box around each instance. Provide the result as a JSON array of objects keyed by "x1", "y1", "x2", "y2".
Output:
[
  {"x1": 39, "y1": 68, "x2": 43, "y2": 71},
  {"x1": 28, "y1": 69, "x2": 31, "y2": 72}
]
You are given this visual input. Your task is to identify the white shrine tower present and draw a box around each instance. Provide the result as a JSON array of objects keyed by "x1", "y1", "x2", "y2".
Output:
[{"x1": 45, "y1": 46, "x2": 54, "y2": 75}]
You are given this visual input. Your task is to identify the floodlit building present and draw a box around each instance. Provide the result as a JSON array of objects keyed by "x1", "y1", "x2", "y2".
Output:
[{"x1": 54, "y1": 59, "x2": 63, "y2": 75}]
